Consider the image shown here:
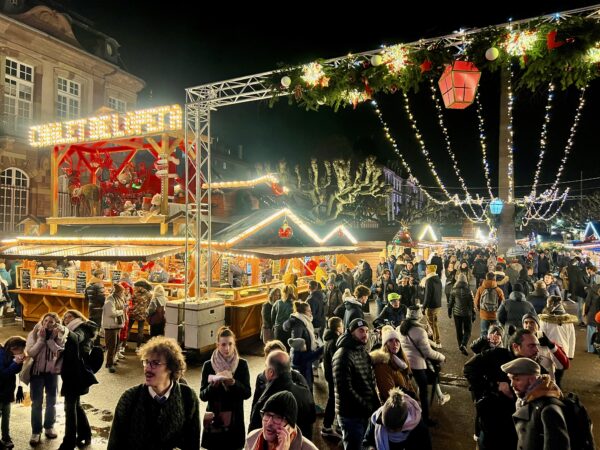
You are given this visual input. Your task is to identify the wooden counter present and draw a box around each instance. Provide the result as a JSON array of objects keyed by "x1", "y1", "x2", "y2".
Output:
[
  {"x1": 12, "y1": 289, "x2": 88, "y2": 329},
  {"x1": 216, "y1": 281, "x2": 310, "y2": 341}
]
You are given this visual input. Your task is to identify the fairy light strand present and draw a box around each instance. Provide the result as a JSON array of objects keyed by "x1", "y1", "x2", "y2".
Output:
[
  {"x1": 530, "y1": 82, "x2": 555, "y2": 197},
  {"x1": 506, "y1": 64, "x2": 515, "y2": 203},
  {"x1": 475, "y1": 94, "x2": 495, "y2": 200}
]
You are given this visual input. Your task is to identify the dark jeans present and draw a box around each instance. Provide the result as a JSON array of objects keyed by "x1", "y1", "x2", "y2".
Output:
[
  {"x1": 128, "y1": 319, "x2": 146, "y2": 347},
  {"x1": 453, "y1": 315, "x2": 472, "y2": 347},
  {"x1": 150, "y1": 322, "x2": 165, "y2": 337},
  {"x1": 273, "y1": 325, "x2": 290, "y2": 351},
  {"x1": 412, "y1": 369, "x2": 430, "y2": 421},
  {"x1": 323, "y1": 380, "x2": 336, "y2": 428},
  {"x1": 555, "y1": 369, "x2": 565, "y2": 388},
  {"x1": 338, "y1": 416, "x2": 367, "y2": 450},
  {"x1": 62, "y1": 394, "x2": 90, "y2": 446},
  {"x1": 0, "y1": 401, "x2": 10, "y2": 439}
]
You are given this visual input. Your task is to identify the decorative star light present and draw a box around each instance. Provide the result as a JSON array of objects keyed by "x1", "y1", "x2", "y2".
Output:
[
  {"x1": 301, "y1": 62, "x2": 329, "y2": 87},
  {"x1": 383, "y1": 45, "x2": 410, "y2": 73},
  {"x1": 505, "y1": 30, "x2": 538, "y2": 56}
]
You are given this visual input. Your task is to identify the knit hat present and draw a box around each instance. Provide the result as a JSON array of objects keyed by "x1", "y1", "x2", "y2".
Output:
[
  {"x1": 513, "y1": 282, "x2": 524, "y2": 293},
  {"x1": 381, "y1": 388, "x2": 409, "y2": 430},
  {"x1": 387, "y1": 292, "x2": 401, "y2": 303},
  {"x1": 348, "y1": 318, "x2": 369, "y2": 333},
  {"x1": 426, "y1": 265, "x2": 437, "y2": 274},
  {"x1": 261, "y1": 391, "x2": 298, "y2": 427},
  {"x1": 487, "y1": 324, "x2": 504, "y2": 336},
  {"x1": 287, "y1": 338, "x2": 306, "y2": 352},
  {"x1": 501, "y1": 357, "x2": 541, "y2": 376},
  {"x1": 521, "y1": 313, "x2": 540, "y2": 328},
  {"x1": 406, "y1": 305, "x2": 422, "y2": 321},
  {"x1": 381, "y1": 325, "x2": 401, "y2": 345}
]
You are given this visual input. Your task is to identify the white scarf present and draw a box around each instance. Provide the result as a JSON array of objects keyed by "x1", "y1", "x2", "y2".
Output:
[
  {"x1": 65, "y1": 318, "x2": 84, "y2": 332},
  {"x1": 291, "y1": 312, "x2": 318, "y2": 351}
]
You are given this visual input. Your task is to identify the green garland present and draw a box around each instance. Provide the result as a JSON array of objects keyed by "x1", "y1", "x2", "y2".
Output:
[{"x1": 269, "y1": 16, "x2": 600, "y2": 111}]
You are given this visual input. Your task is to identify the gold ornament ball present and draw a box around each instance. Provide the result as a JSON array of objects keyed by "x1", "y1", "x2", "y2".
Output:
[
  {"x1": 281, "y1": 76, "x2": 292, "y2": 88},
  {"x1": 485, "y1": 47, "x2": 499, "y2": 61},
  {"x1": 371, "y1": 55, "x2": 384, "y2": 66}
]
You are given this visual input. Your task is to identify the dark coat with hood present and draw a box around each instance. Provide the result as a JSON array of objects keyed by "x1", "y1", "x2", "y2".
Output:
[
  {"x1": 61, "y1": 320, "x2": 99, "y2": 396},
  {"x1": 200, "y1": 358, "x2": 251, "y2": 449},
  {"x1": 0, "y1": 347, "x2": 23, "y2": 402},
  {"x1": 306, "y1": 289, "x2": 326, "y2": 329},
  {"x1": 494, "y1": 271, "x2": 512, "y2": 298},
  {"x1": 527, "y1": 288, "x2": 549, "y2": 315},
  {"x1": 449, "y1": 281, "x2": 475, "y2": 317},
  {"x1": 84, "y1": 276, "x2": 106, "y2": 325},
  {"x1": 332, "y1": 331, "x2": 377, "y2": 419},
  {"x1": 341, "y1": 297, "x2": 364, "y2": 329},
  {"x1": 355, "y1": 261, "x2": 373, "y2": 287},
  {"x1": 497, "y1": 291, "x2": 537, "y2": 329},
  {"x1": 513, "y1": 376, "x2": 570, "y2": 450},
  {"x1": 374, "y1": 304, "x2": 407, "y2": 328},
  {"x1": 323, "y1": 328, "x2": 340, "y2": 384},
  {"x1": 423, "y1": 274, "x2": 443, "y2": 309},
  {"x1": 325, "y1": 287, "x2": 343, "y2": 318},
  {"x1": 248, "y1": 371, "x2": 316, "y2": 440},
  {"x1": 566, "y1": 263, "x2": 587, "y2": 298},
  {"x1": 518, "y1": 269, "x2": 537, "y2": 297}
]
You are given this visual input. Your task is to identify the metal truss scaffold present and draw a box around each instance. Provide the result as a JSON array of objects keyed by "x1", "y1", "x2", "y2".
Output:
[{"x1": 183, "y1": 4, "x2": 600, "y2": 299}]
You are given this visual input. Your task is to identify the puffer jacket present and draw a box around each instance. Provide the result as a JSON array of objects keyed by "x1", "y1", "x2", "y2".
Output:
[
  {"x1": 399, "y1": 321, "x2": 445, "y2": 371},
  {"x1": 85, "y1": 277, "x2": 106, "y2": 323},
  {"x1": 341, "y1": 298, "x2": 364, "y2": 328},
  {"x1": 26, "y1": 321, "x2": 67, "y2": 375},
  {"x1": 494, "y1": 272, "x2": 512, "y2": 298},
  {"x1": 332, "y1": 331, "x2": 377, "y2": 419},
  {"x1": 283, "y1": 314, "x2": 314, "y2": 352},
  {"x1": 497, "y1": 292, "x2": 536, "y2": 330},
  {"x1": 449, "y1": 281, "x2": 475, "y2": 317},
  {"x1": 323, "y1": 328, "x2": 340, "y2": 384}
]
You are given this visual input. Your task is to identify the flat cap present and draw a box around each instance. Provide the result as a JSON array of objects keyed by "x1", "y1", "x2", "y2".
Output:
[{"x1": 501, "y1": 357, "x2": 540, "y2": 376}]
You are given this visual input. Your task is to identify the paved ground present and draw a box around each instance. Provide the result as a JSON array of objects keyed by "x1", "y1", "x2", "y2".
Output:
[{"x1": 1, "y1": 298, "x2": 599, "y2": 449}]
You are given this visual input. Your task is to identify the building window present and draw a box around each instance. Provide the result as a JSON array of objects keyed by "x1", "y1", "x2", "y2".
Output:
[
  {"x1": 0, "y1": 167, "x2": 29, "y2": 232},
  {"x1": 107, "y1": 96, "x2": 126, "y2": 113},
  {"x1": 3, "y1": 58, "x2": 34, "y2": 136},
  {"x1": 56, "y1": 77, "x2": 80, "y2": 119}
]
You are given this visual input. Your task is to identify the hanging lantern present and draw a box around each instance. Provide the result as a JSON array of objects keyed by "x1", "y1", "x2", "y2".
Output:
[
  {"x1": 438, "y1": 60, "x2": 481, "y2": 109},
  {"x1": 278, "y1": 219, "x2": 293, "y2": 239},
  {"x1": 271, "y1": 182, "x2": 285, "y2": 196},
  {"x1": 489, "y1": 198, "x2": 504, "y2": 215}
]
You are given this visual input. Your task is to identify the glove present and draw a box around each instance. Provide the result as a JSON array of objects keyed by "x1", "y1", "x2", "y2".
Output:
[
  {"x1": 538, "y1": 332, "x2": 555, "y2": 350},
  {"x1": 15, "y1": 386, "x2": 24, "y2": 404},
  {"x1": 448, "y1": 309, "x2": 452, "y2": 318}
]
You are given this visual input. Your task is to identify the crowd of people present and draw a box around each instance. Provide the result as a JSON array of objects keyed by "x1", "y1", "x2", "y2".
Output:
[{"x1": 0, "y1": 245, "x2": 598, "y2": 449}]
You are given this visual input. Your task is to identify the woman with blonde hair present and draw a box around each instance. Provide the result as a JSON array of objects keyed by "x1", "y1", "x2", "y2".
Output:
[
  {"x1": 147, "y1": 284, "x2": 167, "y2": 337},
  {"x1": 26, "y1": 312, "x2": 67, "y2": 445},
  {"x1": 200, "y1": 327, "x2": 250, "y2": 450},
  {"x1": 271, "y1": 284, "x2": 296, "y2": 350}
]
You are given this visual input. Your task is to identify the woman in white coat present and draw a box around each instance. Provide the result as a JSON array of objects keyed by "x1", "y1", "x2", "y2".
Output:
[
  {"x1": 102, "y1": 283, "x2": 125, "y2": 373},
  {"x1": 399, "y1": 305, "x2": 445, "y2": 426}
]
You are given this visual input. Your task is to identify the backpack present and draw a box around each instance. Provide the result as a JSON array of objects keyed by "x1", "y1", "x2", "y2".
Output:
[
  {"x1": 545, "y1": 392, "x2": 595, "y2": 450},
  {"x1": 147, "y1": 303, "x2": 166, "y2": 326},
  {"x1": 480, "y1": 288, "x2": 499, "y2": 312}
]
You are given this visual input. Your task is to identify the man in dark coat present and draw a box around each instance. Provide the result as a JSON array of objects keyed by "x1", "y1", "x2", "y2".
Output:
[
  {"x1": 333, "y1": 318, "x2": 377, "y2": 450},
  {"x1": 537, "y1": 253, "x2": 552, "y2": 279},
  {"x1": 371, "y1": 269, "x2": 397, "y2": 316},
  {"x1": 325, "y1": 280, "x2": 343, "y2": 318},
  {"x1": 84, "y1": 269, "x2": 105, "y2": 330},
  {"x1": 430, "y1": 252, "x2": 444, "y2": 278},
  {"x1": 249, "y1": 350, "x2": 316, "y2": 441},
  {"x1": 501, "y1": 358, "x2": 570, "y2": 450},
  {"x1": 567, "y1": 257, "x2": 588, "y2": 325},
  {"x1": 306, "y1": 280, "x2": 326, "y2": 338},
  {"x1": 422, "y1": 265, "x2": 443, "y2": 347},
  {"x1": 473, "y1": 255, "x2": 488, "y2": 288}
]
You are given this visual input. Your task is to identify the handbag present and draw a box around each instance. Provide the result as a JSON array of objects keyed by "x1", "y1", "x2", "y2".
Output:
[
  {"x1": 407, "y1": 331, "x2": 441, "y2": 385},
  {"x1": 19, "y1": 357, "x2": 34, "y2": 385},
  {"x1": 147, "y1": 303, "x2": 165, "y2": 326},
  {"x1": 201, "y1": 401, "x2": 233, "y2": 448}
]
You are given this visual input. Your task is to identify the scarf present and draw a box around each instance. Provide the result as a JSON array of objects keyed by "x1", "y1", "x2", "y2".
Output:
[
  {"x1": 291, "y1": 312, "x2": 317, "y2": 351},
  {"x1": 372, "y1": 394, "x2": 422, "y2": 450},
  {"x1": 391, "y1": 353, "x2": 408, "y2": 371},
  {"x1": 210, "y1": 346, "x2": 239, "y2": 375},
  {"x1": 66, "y1": 318, "x2": 84, "y2": 332}
]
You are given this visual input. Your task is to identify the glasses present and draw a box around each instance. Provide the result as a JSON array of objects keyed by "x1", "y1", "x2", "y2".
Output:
[
  {"x1": 142, "y1": 360, "x2": 166, "y2": 369},
  {"x1": 262, "y1": 412, "x2": 286, "y2": 425}
]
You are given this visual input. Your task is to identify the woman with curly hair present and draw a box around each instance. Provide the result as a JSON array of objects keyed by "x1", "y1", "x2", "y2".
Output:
[{"x1": 108, "y1": 336, "x2": 200, "y2": 450}]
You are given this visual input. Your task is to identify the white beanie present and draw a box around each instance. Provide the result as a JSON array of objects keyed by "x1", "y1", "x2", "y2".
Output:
[{"x1": 381, "y1": 325, "x2": 401, "y2": 345}]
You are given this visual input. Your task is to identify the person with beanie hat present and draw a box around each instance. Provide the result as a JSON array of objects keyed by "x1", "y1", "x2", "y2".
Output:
[
  {"x1": 399, "y1": 306, "x2": 446, "y2": 425},
  {"x1": 469, "y1": 324, "x2": 504, "y2": 354},
  {"x1": 245, "y1": 391, "x2": 317, "y2": 450},
  {"x1": 496, "y1": 282, "x2": 537, "y2": 342},
  {"x1": 370, "y1": 326, "x2": 416, "y2": 403},
  {"x1": 374, "y1": 293, "x2": 407, "y2": 329},
  {"x1": 332, "y1": 317, "x2": 377, "y2": 450},
  {"x1": 363, "y1": 388, "x2": 432, "y2": 450}
]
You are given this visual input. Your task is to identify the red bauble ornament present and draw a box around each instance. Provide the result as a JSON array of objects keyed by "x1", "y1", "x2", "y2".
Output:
[
  {"x1": 278, "y1": 219, "x2": 293, "y2": 239},
  {"x1": 271, "y1": 182, "x2": 285, "y2": 196}
]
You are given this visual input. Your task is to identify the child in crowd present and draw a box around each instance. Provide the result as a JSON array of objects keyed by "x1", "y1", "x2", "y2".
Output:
[{"x1": 0, "y1": 336, "x2": 27, "y2": 448}]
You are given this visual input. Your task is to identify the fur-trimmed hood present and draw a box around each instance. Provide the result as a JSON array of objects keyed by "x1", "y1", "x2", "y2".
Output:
[
  {"x1": 369, "y1": 348, "x2": 391, "y2": 365},
  {"x1": 523, "y1": 375, "x2": 562, "y2": 403},
  {"x1": 494, "y1": 272, "x2": 510, "y2": 286},
  {"x1": 538, "y1": 313, "x2": 578, "y2": 325}
]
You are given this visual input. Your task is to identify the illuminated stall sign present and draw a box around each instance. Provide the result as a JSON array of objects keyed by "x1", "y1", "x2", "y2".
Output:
[{"x1": 29, "y1": 104, "x2": 183, "y2": 147}]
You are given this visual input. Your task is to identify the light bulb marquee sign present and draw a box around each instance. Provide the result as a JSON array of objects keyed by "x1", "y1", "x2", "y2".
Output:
[{"x1": 29, "y1": 104, "x2": 183, "y2": 148}]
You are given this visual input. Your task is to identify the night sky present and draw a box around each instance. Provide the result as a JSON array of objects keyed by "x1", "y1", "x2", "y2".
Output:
[{"x1": 61, "y1": 0, "x2": 600, "y2": 200}]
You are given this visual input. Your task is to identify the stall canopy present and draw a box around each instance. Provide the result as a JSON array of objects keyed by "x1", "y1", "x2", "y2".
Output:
[{"x1": 237, "y1": 246, "x2": 381, "y2": 259}]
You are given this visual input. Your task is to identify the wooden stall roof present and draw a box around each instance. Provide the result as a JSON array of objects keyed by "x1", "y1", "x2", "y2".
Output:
[
  {"x1": 0, "y1": 243, "x2": 183, "y2": 261},
  {"x1": 233, "y1": 245, "x2": 382, "y2": 259}
]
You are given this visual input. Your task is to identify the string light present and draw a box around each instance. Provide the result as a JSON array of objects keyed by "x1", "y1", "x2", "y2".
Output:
[
  {"x1": 301, "y1": 62, "x2": 329, "y2": 87},
  {"x1": 383, "y1": 44, "x2": 410, "y2": 73},
  {"x1": 474, "y1": 94, "x2": 494, "y2": 200},
  {"x1": 585, "y1": 44, "x2": 600, "y2": 63},
  {"x1": 530, "y1": 83, "x2": 555, "y2": 197},
  {"x1": 506, "y1": 64, "x2": 515, "y2": 203},
  {"x1": 29, "y1": 104, "x2": 183, "y2": 147},
  {"x1": 505, "y1": 30, "x2": 538, "y2": 56},
  {"x1": 428, "y1": 79, "x2": 488, "y2": 223}
]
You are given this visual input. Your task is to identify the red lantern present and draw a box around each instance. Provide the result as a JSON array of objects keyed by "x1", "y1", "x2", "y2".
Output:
[
  {"x1": 278, "y1": 219, "x2": 293, "y2": 239},
  {"x1": 271, "y1": 182, "x2": 285, "y2": 196},
  {"x1": 438, "y1": 60, "x2": 481, "y2": 109}
]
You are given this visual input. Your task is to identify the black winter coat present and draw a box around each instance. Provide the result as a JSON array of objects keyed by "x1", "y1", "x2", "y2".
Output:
[
  {"x1": 323, "y1": 328, "x2": 340, "y2": 384},
  {"x1": 463, "y1": 347, "x2": 513, "y2": 401},
  {"x1": 306, "y1": 290, "x2": 326, "y2": 329},
  {"x1": 325, "y1": 288, "x2": 343, "y2": 318},
  {"x1": 449, "y1": 281, "x2": 475, "y2": 317},
  {"x1": 84, "y1": 279, "x2": 106, "y2": 324},
  {"x1": 0, "y1": 348, "x2": 22, "y2": 402},
  {"x1": 341, "y1": 299, "x2": 364, "y2": 329},
  {"x1": 374, "y1": 305, "x2": 407, "y2": 328},
  {"x1": 398, "y1": 284, "x2": 417, "y2": 307},
  {"x1": 248, "y1": 372, "x2": 315, "y2": 440},
  {"x1": 356, "y1": 263, "x2": 373, "y2": 287},
  {"x1": 251, "y1": 370, "x2": 308, "y2": 414},
  {"x1": 61, "y1": 321, "x2": 99, "y2": 396},
  {"x1": 423, "y1": 275, "x2": 443, "y2": 309},
  {"x1": 430, "y1": 256, "x2": 444, "y2": 276},
  {"x1": 200, "y1": 358, "x2": 251, "y2": 449},
  {"x1": 473, "y1": 259, "x2": 488, "y2": 276},
  {"x1": 567, "y1": 264, "x2": 587, "y2": 297},
  {"x1": 332, "y1": 332, "x2": 377, "y2": 419}
]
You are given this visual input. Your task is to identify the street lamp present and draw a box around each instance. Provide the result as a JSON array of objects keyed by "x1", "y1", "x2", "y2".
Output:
[{"x1": 490, "y1": 198, "x2": 504, "y2": 215}]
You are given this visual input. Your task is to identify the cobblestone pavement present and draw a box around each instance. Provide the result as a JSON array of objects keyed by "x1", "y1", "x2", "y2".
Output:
[{"x1": 0, "y1": 298, "x2": 599, "y2": 449}]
